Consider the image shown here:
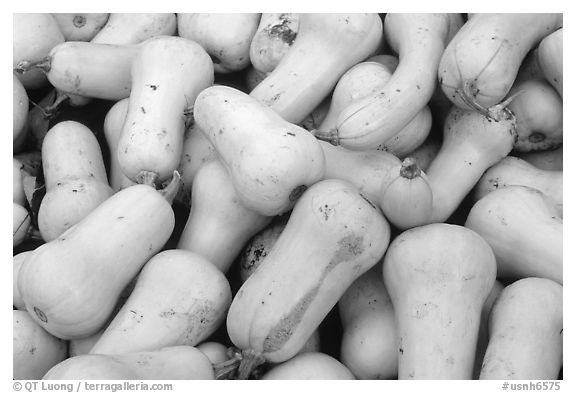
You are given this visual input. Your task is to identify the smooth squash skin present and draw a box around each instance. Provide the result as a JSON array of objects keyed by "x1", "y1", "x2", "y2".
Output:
[
  {"x1": 538, "y1": 28, "x2": 563, "y2": 98},
  {"x1": 507, "y1": 78, "x2": 563, "y2": 152},
  {"x1": 438, "y1": 14, "x2": 562, "y2": 111},
  {"x1": 314, "y1": 57, "x2": 432, "y2": 154},
  {"x1": 38, "y1": 121, "x2": 114, "y2": 241},
  {"x1": 197, "y1": 342, "x2": 230, "y2": 365},
  {"x1": 90, "y1": 250, "x2": 231, "y2": 355},
  {"x1": 227, "y1": 179, "x2": 390, "y2": 376},
  {"x1": 44, "y1": 346, "x2": 214, "y2": 380},
  {"x1": 517, "y1": 146, "x2": 563, "y2": 171},
  {"x1": 91, "y1": 13, "x2": 177, "y2": 44},
  {"x1": 262, "y1": 352, "x2": 355, "y2": 380},
  {"x1": 13, "y1": 74, "x2": 29, "y2": 153},
  {"x1": 250, "y1": 13, "x2": 383, "y2": 124},
  {"x1": 52, "y1": 13, "x2": 110, "y2": 41},
  {"x1": 383, "y1": 223, "x2": 497, "y2": 380},
  {"x1": 103, "y1": 98, "x2": 136, "y2": 192},
  {"x1": 424, "y1": 105, "x2": 517, "y2": 224},
  {"x1": 18, "y1": 179, "x2": 178, "y2": 340},
  {"x1": 13, "y1": 13, "x2": 65, "y2": 89},
  {"x1": 194, "y1": 86, "x2": 325, "y2": 217},
  {"x1": 177, "y1": 13, "x2": 261, "y2": 73},
  {"x1": 474, "y1": 156, "x2": 563, "y2": 217},
  {"x1": 177, "y1": 160, "x2": 272, "y2": 273},
  {"x1": 480, "y1": 278, "x2": 563, "y2": 380},
  {"x1": 13, "y1": 310, "x2": 68, "y2": 380},
  {"x1": 338, "y1": 263, "x2": 397, "y2": 380},
  {"x1": 13, "y1": 251, "x2": 33, "y2": 310},
  {"x1": 465, "y1": 185, "x2": 562, "y2": 284},
  {"x1": 334, "y1": 13, "x2": 463, "y2": 150},
  {"x1": 117, "y1": 36, "x2": 214, "y2": 186},
  {"x1": 250, "y1": 13, "x2": 300, "y2": 73}
]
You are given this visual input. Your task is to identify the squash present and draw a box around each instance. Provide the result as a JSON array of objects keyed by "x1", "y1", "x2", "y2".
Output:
[
  {"x1": 438, "y1": 14, "x2": 562, "y2": 112},
  {"x1": 176, "y1": 123, "x2": 218, "y2": 207},
  {"x1": 13, "y1": 13, "x2": 65, "y2": 89},
  {"x1": 245, "y1": 65, "x2": 269, "y2": 91},
  {"x1": 14, "y1": 150, "x2": 43, "y2": 177},
  {"x1": 474, "y1": 156, "x2": 562, "y2": 217},
  {"x1": 44, "y1": 346, "x2": 214, "y2": 380},
  {"x1": 298, "y1": 98, "x2": 331, "y2": 133},
  {"x1": 507, "y1": 78, "x2": 563, "y2": 152},
  {"x1": 91, "y1": 13, "x2": 177, "y2": 44},
  {"x1": 177, "y1": 160, "x2": 272, "y2": 272},
  {"x1": 18, "y1": 41, "x2": 140, "y2": 101},
  {"x1": 517, "y1": 146, "x2": 563, "y2": 171},
  {"x1": 13, "y1": 158, "x2": 27, "y2": 207},
  {"x1": 379, "y1": 157, "x2": 433, "y2": 230},
  {"x1": 177, "y1": 13, "x2": 260, "y2": 73},
  {"x1": 538, "y1": 28, "x2": 562, "y2": 97},
  {"x1": 465, "y1": 185, "x2": 562, "y2": 284},
  {"x1": 313, "y1": 56, "x2": 432, "y2": 154},
  {"x1": 13, "y1": 251, "x2": 33, "y2": 310},
  {"x1": 38, "y1": 121, "x2": 114, "y2": 241},
  {"x1": 250, "y1": 13, "x2": 383, "y2": 124},
  {"x1": 13, "y1": 74, "x2": 29, "y2": 153},
  {"x1": 117, "y1": 36, "x2": 214, "y2": 186},
  {"x1": 13, "y1": 203, "x2": 32, "y2": 248},
  {"x1": 194, "y1": 85, "x2": 325, "y2": 216},
  {"x1": 103, "y1": 98, "x2": 136, "y2": 192},
  {"x1": 250, "y1": 13, "x2": 299, "y2": 73},
  {"x1": 479, "y1": 278, "x2": 563, "y2": 380},
  {"x1": 383, "y1": 223, "x2": 497, "y2": 379},
  {"x1": 424, "y1": 105, "x2": 517, "y2": 224},
  {"x1": 334, "y1": 13, "x2": 463, "y2": 150},
  {"x1": 13, "y1": 310, "x2": 68, "y2": 380},
  {"x1": 17, "y1": 173, "x2": 180, "y2": 340},
  {"x1": 197, "y1": 342, "x2": 230, "y2": 365},
  {"x1": 473, "y1": 280, "x2": 504, "y2": 379},
  {"x1": 262, "y1": 352, "x2": 355, "y2": 380},
  {"x1": 27, "y1": 89, "x2": 57, "y2": 150},
  {"x1": 90, "y1": 249, "x2": 231, "y2": 354},
  {"x1": 51, "y1": 13, "x2": 110, "y2": 41},
  {"x1": 69, "y1": 330, "x2": 104, "y2": 357},
  {"x1": 407, "y1": 136, "x2": 441, "y2": 172},
  {"x1": 339, "y1": 263, "x2": 397, "y2": 380},
  {"x1": 227, "y1": 179, "x2": 390, "y2": 377}
]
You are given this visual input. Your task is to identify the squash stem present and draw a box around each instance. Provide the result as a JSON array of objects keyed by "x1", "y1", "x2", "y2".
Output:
[
  {"x1": 14, "y1": 57, "x2": 51, "y2": 74},
  {"x1": 136, "y1": 171, "x2": 159, "y2": 188},
  {"x1": 159, "y1": 171, "x2": 182, "y2": 204},
  {"x1": 399, "y1": 157, "x2": 421, "y2": 180},
  {"x1": 213, "y1": 349, "x2": 243, "y2": 380},
  {"x1": 237, "y1": 349, "x2": 266, "y2": 380},
  {"x1": 43, "y1": 91, "x2": 71, "y2": 118},
  {"x1": 310, "y1": 129, "x2": 340, "y2": 146}
]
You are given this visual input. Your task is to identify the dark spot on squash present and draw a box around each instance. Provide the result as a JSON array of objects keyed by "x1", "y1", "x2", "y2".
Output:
[
  {"x1": 147, "y1": 84, "x2": 158, "y2": 90},
  {"x1": 117, "y1": 216, "x2": 124, "y2": 220},
  {"x1": 33, "y1": 307, "x2": 48, "y2": 323},
  {"x1": 286, "y1": 132, "x2": 296, "y2": 137},
  {"x1": 141, "y1": 107, "x2": 146, "y2": 114},
  {"x1": 73, "y1": 15, "x2": 86, "y2": 28},
  {"x1": 29, "y1": 347, "x2": 37, "y2": 355}
]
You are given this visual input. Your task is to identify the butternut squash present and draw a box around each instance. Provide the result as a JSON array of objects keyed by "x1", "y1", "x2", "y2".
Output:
[
  {"x1": 250, "y1": 13, "x2": 299, "y2": 73},
  {"x1": 194, "y1": 85, "x2": 325, "y2": 216},
  {"x1": 474, "y1": 156, "x2": 562, "y2": 217},
  {"x1": 245, "y1": 65, "x2": 268, "y2": 91},
  {"x1": 103, "y1": 98, "x2": 136, "y2": 192},
  {"x1": 480, "y1": 278, "x2": 563, "y2": 380},
  {"x1": 13, "y1": 310, "x2": 68, "y2": 380},
  {"x1": 177, "y1": 13, "x2": 261, "y2": 73},
  {"x1": 91, "y1": 13, "x2": 177, "y2": 44},
  {"x1": 518, "y1": 146, "x2": 563, "y2": 171},
  {"x1": 90, "y1": 250, "x2": 231, "y2": 354},
  {"x1": 334, "y1": 13, "x2": 463, "y2": 150},
  {"x1": 13, "y1": 13, "x2": 65, "y2": 89},
  {"x1": 38, "y1": 121, "x2": 114, "y2": 241},
  {"x1": 339, "y1": 263, "x2": 397, "y2": 380},
  {"x1": 227, "y1": 179, "x2": 390, "y2": 377},
  {"x1": 13, "y1": 74, "x2": 29, "y2": 153},
  {"x1": 177, "y1": 160, "x2": 271, "y2": 272},
  {"x1": 383, "y1": 223, "x2": 497, "y2": 379},
  {"x1": 197, "y1": 342, "x2": 230, "y2": 365},
  {"x1": 438, "y1": 14, "x2": 562, "y2": 112},
  {"x1": 13, "y1": 251, "x2": 33, "y2": 310},
  {"x1": 17, "y1": 174, "x2": 179, "y2": 339},
  {"x1": 538, "y1": 28, "x2": 562, "y2": 97},
  {"x1": 250, "y1": 13, "x2": 383, "y2": 124},
  {"x1": 313, "y1": 56, "x2": 431, "y2": 154},
  {"x1": 69, "y1": 330, "x2": 104, "y2": 357},
  {"x1": 44, "y1": 346, "x2": 214, "y2": 380},
  {"x1": 52, "y1": 13, "x2": 110, "y2": 41},
  {"x1": 507, "y1": 78, "x2": 562, "y2": 152},
  {"x1": 117, "y1": 36, "x2": 214, "y2": 186},
  {"x1": 407, "y1": 135, "x2": 441, "y2": 172},
  {"x1": 379, "y1": 157, "x2": 433, "y2": 230},
  {"x1": 465, "y1": 185, "x2": 562, "y2": 284},
  {"x1": 262, "y1": 352, "x2": 355, "y2": 380}
]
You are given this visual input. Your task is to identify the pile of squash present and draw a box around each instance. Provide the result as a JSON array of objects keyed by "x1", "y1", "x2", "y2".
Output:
[{"x1": 13, "y1": 13, "x2": 563, "y2": 381}]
